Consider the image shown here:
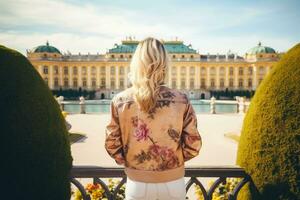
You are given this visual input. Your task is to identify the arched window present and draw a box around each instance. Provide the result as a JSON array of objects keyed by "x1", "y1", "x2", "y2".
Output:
[
  {"x1": 111, "y1": 78, "x2": 115, "y2": 89},
  {"x1": 120, "y1": 54, "x2": 124, "y2": 58},
  {"x1": 201, "y1": 78, "x2": 206, "y2": 89},
  {"x1": 248, "y1": 78, "x2": 252, "y2": 87},
  {"x1": 120, "y1": 78, "x2": 124, "y2": 88},
  {"x1": 210, "y1": 79, "x2": 215, "y2": 88},
  {"x1": 229, "y1": 78, "x2": 234, "y2": 87},
  {"x1": 190, "y1": 79, "x2": 195, "y2": 89},
  {"x1": 54, "y1": 78, "x2": 59, "y2": 87},
  {"x1": 220, "y1": 78, "x2": 224, "y2": 88},
  {"x1": 101, "y1": 78, "x2": 106, "y2": 88},
  {"x1": 172, "y1": 55, "x2": 176, "y2": 59},
  {"x1": 181, "y1": 78, "x2": 186, "y2": 89},
  {"x1": 248, "y1": 66, "x2": 253, "y2": 75},
  {"x1": 171, "y1": 79, "x2": 176, "y2": 88}
]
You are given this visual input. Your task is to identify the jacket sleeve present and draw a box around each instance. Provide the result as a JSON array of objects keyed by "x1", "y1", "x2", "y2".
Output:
[
  {"x1": 105, "y1": 100, "x2": 125, "y2": 165},
  {"x1": 181, "y1": 102, "x2": 202, "y2": 162}
]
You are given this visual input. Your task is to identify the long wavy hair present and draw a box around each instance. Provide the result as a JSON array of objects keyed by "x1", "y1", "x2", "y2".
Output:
[{"x1": 129, "y1": 37, "x2": 168, "y2": 113}]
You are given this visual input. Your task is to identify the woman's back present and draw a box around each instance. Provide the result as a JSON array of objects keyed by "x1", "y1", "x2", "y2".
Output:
[{"x1": 105, "y1": 85, "x2": 201, "y2": 182}]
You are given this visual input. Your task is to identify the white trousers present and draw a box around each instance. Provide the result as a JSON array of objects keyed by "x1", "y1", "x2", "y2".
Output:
[{"x1": 125, "y1": 177, "x2": 186, "y2": 200}]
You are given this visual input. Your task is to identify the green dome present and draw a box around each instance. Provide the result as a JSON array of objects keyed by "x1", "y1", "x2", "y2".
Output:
[
  {"x1": 33, "y1": 41, "x2": 61, "y2": 54},
  {"x1": 246, "y1": 42, "x2": 276, "y2": 54}
]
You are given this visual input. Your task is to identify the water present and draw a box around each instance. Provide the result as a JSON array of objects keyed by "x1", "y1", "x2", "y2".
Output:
[{"x1": 63, "y1": 100, "x2": 238, "y2": 114}]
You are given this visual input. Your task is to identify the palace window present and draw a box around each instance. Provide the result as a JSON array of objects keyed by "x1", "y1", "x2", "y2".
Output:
[
  {"x1": 180, "y1": 66, "x2": 186, "y2": 75},
  {"x1": 181, "y1": 79, "x2": 186, "y2": 89},
  {"x1": 44, "y1": 78, "x2": 48, "y2": 85},
  {"x1": 210, "y1": 79, "x2": 215, "y2": 88},
  {"x1": 190, "y1": 55, "x2": 194, "y2": 59},
  {"x1": 129, "y1": 55, "x2": 132, "y2": 58},
  {"x1": 101, "y1": 66, "x2": 106, "y2": 75},
  {"x1": 54, "y1": 78, "x2": 59, "y2": 87},
  {"x1": 82, "y1": 66, "x2": 87, "y2": 75},
  {"x1": 229, "y1": 67, "x2": 234, "y2": 75},
  {"x1": 238, "y1": 79, "x2": 243, "y2": 87},
  {"x1": 54, "y1": 66, "x2": 59, "y2": 75},
  {"x1": 238, "y1": 67, "x2": 243, "y2": 75},
  {"x1": 210, "y1": 67, "x2": 216, "y2": 75},
  {"x1": 64, "y1": 66, "x2": 68, "y2": 75},
  {"x1": 119, "y1": 66, "x2": 124, "y2": 75},
  {"x1": 120, "y1": 78, "x2": 124, "y2": 88},
  {"x1": 220, "y1": 78, "x2": 225, "y2": 88},
  {"x1": 172, "y1": 79, "x2": 176, "y2": 88},
  {"x1": 101, "y1": 78, "x2": 106, "y2": 88},
  {"x1": 229, "y1": 78, "x2": 234, "y2": 87},
  {"x1": 201, "y1": 67, "x2": 206, "y2": 75},
  {"x1": 64, "y1": 78, "x2": 69, "y2": 87},
  {"x1": 111, "y1": 78, "x2": 115, "y2": 89},
  {"x1": 190, "y1": 79, "x2": 195, "y2": 89},
  {"x1": 82, "y1": 78, "x2": 87, "y2": 87},
  {"x1": 110, "y1": 66, "x2": 115, "y2": 75},
  {"x1": 73, "y1": 78, "x2": 78, "y2": 87},
  {"x1": 259, "y1": 66, "x2": 265, "y2": 75},
  {"x1": 258, "y1": 78, "x2": 263, "y2": 84},
  {"x1": 92, "y1": 78, "x2": 96, "y2": 88},
  {"x1": 73, "y1": 66, "x2": 78, "y2": 75},
  {"x1": 190, "y1": 66, "x2": 195, "y2": 75},
  {"x1": 111, "y1": 54, "x2": 115, "y2": 58},
  {"x1": 172, "y1": 55, "x2": 176, "y2": 59},
  {"x1": 91, "y1": 66, "x2": 96, "y2": 75},
  {"x1": 201, "y1": 78, "x2": 206, "y2": 89},
  {"x1": 181, "y1": 55, "x2": 185, "y2": 59},
  {"x1": 248, "y1": 78, "x2": 252, "y2": 87},
  {"x1": 248, "y1": 66, "x2": 253, "y2": 75},
  {"x1": 172, "y1": 66, "x2": 177, "y2": 75},
  {"x1": 120, "y1": 54, "x2": 124, "y2": 58},
  {"x1": 43, "y1": 66, "x2": 48, "y2": 74},
  {"x1": 219, "y1": 67, "x2": 225, "y2": 76}
]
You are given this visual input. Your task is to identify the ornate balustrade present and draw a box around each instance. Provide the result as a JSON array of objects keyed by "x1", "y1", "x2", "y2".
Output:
[{"x1": 70, "y1": 165, "x2": 254, "y2": 200}]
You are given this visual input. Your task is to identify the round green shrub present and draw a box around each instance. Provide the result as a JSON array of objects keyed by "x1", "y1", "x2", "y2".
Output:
[
  {"x1": 0, "y1": 45, "x2": 72, "y2": 200},
  {"x1": 236, "y1": 43, "x2": 300, "y2": 200}
]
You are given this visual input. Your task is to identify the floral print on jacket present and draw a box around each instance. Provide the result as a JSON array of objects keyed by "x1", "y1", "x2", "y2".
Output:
[{"x1": 105, "y1": 86, "x2": 202, "y2": 171}]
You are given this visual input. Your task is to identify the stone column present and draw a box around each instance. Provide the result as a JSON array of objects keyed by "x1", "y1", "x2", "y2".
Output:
[
  {"x1": 49, "y1": 65, "x2": 54, "y2": 89},
  {"x1": 216, "y1": 66, "x2": 220, "y2": 90},
  {"x1": 79, "y1": 96, "x2": 86, "y2": 114},
  {"x1": 87, "y1": 66, "x2": 91, "y2": 90},
  {"x1": 207, "y1": 67, "x2": 210, "y2": 90},
  {"x1": 116, "y1": 66, "x2": 119, "y2": 90},
  {"x1": 210, "y1": 96, "x2": 216, "y2": 114},
  {"x1": 195, "y1": 65, "x2": 200, "y2": 89},
  {"x1": 186, "y1": 66, "x2": 190, "y2": 90},
  {"x1": 234, "y1": 67, "x2": 238, "y2": 89}
]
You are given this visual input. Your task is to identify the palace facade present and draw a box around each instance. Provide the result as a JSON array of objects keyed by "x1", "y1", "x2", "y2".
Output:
[{"x1": 27, "y1": 39, "x2": 280, "y2": 99}]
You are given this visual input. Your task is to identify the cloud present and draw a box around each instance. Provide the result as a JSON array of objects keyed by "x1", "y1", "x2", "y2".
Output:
[{"x1": 0, "y1": 0, "x2": 297, "y2": 55}]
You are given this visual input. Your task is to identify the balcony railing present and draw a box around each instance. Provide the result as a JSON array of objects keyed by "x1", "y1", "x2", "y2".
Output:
[{"x1": 70, "y1": 165, "x2": 254, "y2": 200}]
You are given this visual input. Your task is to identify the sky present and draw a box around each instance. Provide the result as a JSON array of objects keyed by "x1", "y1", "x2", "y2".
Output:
[{"x1": 0, "y1": 0, "x2": 299, "y2": 56}]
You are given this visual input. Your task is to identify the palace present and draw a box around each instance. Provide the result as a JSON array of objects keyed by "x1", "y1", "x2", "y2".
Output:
[{"x1": 27, "y1": 38, "x2": 280, "y2": 99}]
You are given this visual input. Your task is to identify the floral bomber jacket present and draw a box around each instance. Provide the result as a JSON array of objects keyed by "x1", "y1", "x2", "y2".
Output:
[{"x1": 105, "y1": 86, "x2": 202, "y2": 181}]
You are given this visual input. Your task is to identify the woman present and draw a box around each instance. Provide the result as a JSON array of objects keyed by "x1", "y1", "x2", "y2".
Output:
[{"x1": 105, "y1": 37, "x2": 202, "y2": 200}]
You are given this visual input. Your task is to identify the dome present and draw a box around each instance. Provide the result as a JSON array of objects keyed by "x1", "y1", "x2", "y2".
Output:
[
  {"x1": 33, "y1": 41, "x2": 61, "y2": 54},
  {"x1": 246, "y1": 42, "x2": 276, "y2": 55}
]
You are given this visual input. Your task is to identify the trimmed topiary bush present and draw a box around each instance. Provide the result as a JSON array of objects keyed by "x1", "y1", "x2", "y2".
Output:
[
  {"x1": 0, "y1": 45, "x2": 72, "y2": 199},
  {"x1": 236, "y1": 43, "x2": 300, "y2": 200}
]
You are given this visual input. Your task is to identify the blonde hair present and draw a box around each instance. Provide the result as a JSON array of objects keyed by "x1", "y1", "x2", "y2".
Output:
[{"x1": 129, "y1": 37, "x2": 168, "y2": 113}]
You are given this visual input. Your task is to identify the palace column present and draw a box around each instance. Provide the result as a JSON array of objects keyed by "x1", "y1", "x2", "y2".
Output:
[
  {"x1": 177, "y1": 66, "x2": 180, "y2": 89},
  {"x1": 69, "y1": 66, "x2": 73, "y2": 89},
  {"x1": 78, "y1": 66, "x2": 82, "y2": 88},
  {"x1": 59, "y1": 65, "x2": 63, "y2": 87},
  {"x1": 96, "y1": 66, "x2": 100, "y2": 89}
]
